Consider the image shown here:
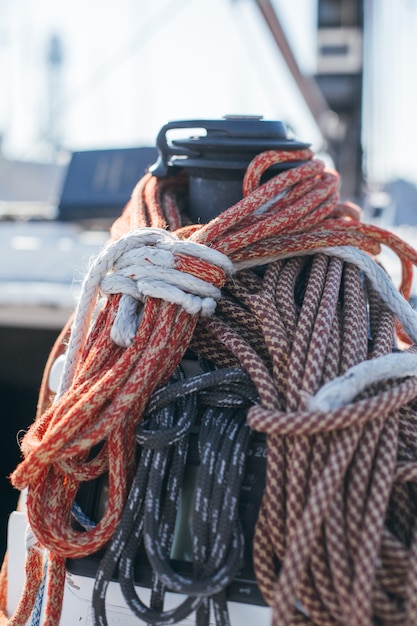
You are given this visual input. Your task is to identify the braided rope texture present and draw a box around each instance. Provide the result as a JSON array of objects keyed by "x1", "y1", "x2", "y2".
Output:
[{"x1": 2, "y1": 148, "x2": 417, "y2": 624}]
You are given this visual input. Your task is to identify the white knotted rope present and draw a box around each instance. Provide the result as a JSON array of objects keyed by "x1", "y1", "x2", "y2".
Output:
[
  {"x1": 57, "y1": 228, "x2": 233, "y2": 396},
  {"x1": 307, "y1": 352, "x2": 417, "y2": 412},
  {"x1": 55, "y1": 230, "x2": 417, "y2": 407}
]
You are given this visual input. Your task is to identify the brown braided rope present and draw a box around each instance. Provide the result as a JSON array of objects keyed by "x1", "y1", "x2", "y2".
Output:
[
  {"x1": 3, "y1": 148, "x2": 417, "y2": 625},
  {"x1": 193, "y1": 257, "x2": 417, "y2": 625}
]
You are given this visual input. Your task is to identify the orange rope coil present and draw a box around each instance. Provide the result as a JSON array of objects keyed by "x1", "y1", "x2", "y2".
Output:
[{"x1": 2, "y1": 147, "x2": 417, "y2": 625}]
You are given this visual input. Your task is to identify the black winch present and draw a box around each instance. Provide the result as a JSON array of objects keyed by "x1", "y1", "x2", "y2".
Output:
[
  {"x1": 150, "y1": 115, "x2": 310, "y2": 221},
  {"x1": 68, "y1": 116, "x2": 311, "y2": 624}
]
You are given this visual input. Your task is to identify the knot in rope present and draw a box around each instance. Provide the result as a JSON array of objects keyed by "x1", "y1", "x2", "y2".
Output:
[
  {"x1": 9, "y1": 146, "x2": 417, "y2": 626},
  {"x1": 94, "y1": 227, "x2": 234, "y2": 348}
]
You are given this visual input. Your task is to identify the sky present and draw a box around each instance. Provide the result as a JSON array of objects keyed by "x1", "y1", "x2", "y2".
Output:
[
  {"x1": 0, "y1": 0, "x2": 321, "y2": 159},
  {"x1": 1, "y1": 0, "x2": 417, "y2": 186},
  {"x1": 361, "y1": 0, "x2": 417, "y2": 185}
]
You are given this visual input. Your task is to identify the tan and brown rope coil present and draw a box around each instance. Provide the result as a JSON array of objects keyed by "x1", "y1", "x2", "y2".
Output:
[
  {"x1": 192, "y1": 256, "x2": 417, "y2": 625},
  {"x1": 3, "y1": 148, "x2": 417, "y2": 625}
]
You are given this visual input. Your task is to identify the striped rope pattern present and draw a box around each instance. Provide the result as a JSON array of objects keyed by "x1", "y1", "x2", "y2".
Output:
[{"x1": 2, "y1": 147, "x2": 417, "y2": 624}]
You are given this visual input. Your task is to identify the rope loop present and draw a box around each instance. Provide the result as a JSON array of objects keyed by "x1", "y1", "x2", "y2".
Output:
[
  {"x1": 242, "y1": 148, "x2": 315, "y2": 196},
  {"x1": 8, "y1": 145, "x2": 417, "y2": 626},
  {"x1": 57, "y1": 227, "x2": 235, "y2": 390},
  {"x1": 93, "y1": 227, "x2": 234, "y2": 348}
]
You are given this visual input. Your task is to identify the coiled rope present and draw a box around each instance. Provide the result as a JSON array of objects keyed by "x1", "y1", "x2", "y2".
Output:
[
  {"x1": 2, "y1": 147, "x2": 417, "y2": 625},
  {"x1": 92, "y1": 365, "x2": 257, "y2": 626}
]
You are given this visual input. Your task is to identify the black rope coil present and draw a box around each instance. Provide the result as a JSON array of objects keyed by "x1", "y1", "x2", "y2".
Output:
[{"x1": 92, "y1": 364, "x2": 259, "y2": 626}]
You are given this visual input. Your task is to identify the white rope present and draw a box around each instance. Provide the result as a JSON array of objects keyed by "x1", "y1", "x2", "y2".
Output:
[
  {"x1": 57, "y1": 228, "x2": 233, "y2": 395},
  {"x1": 110, "y1": 294, "x2": 143, "y2": 349},
  {"x1": 57, "y1": 234, "x2": 417, "y2": 395},
  {"x1": 323, "y1": 246, "x2": 417, "y2": 343},
  {"x1": 308, "y1": 352, "x2": 417, "y2": 412},
  {"x1": 235, "y1": 245, "x2": 417, "y2": 344},
  {"x1": 104, "y1": 265, "x2": 223, "y2": 299}
]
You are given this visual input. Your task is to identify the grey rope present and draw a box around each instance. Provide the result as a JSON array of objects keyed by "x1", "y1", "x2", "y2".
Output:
[{"x1": 92, "y1": 365, "x2": 258, "y2": 626}]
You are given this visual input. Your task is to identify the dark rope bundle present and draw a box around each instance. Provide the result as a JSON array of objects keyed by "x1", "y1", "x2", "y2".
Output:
[
  {"x1": 6, "y1": 148, "x2": 417, "y2": 626},
  {"x1": 92, "y1": 365, "x2": 259, "y2": 626}
]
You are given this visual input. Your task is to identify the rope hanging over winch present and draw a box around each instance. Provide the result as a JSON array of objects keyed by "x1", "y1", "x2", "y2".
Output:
[{"x1": 3, "y1": 146, "x2": 417, "y2": 625}]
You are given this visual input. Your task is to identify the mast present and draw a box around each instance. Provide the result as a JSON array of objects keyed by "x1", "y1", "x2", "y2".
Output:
[
  {"x1": 253, "y1": 0, "x2": 364, "y2": 201},
  {"x1": 252, "y1": 0, "x2": 331, "y2": 137},
  {"x1": 315, "y1": 0, "x2": 364, "y2": 201},
  {"x1": 46, "y1": 34, "x2": 64, "y2": 154}
]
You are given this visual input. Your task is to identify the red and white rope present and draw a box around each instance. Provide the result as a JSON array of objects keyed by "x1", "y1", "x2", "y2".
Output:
[{"x1": 2, "y1": 147, "x2": 417, "y2": 625}]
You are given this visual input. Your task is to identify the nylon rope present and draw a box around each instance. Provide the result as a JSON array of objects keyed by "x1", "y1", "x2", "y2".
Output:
[
  {"x1": 2, "y1": 147, "x2": 417, "y2": 624},
  {"x1": 92, "y1": 366, "x2": 257, "y2": 626}
]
